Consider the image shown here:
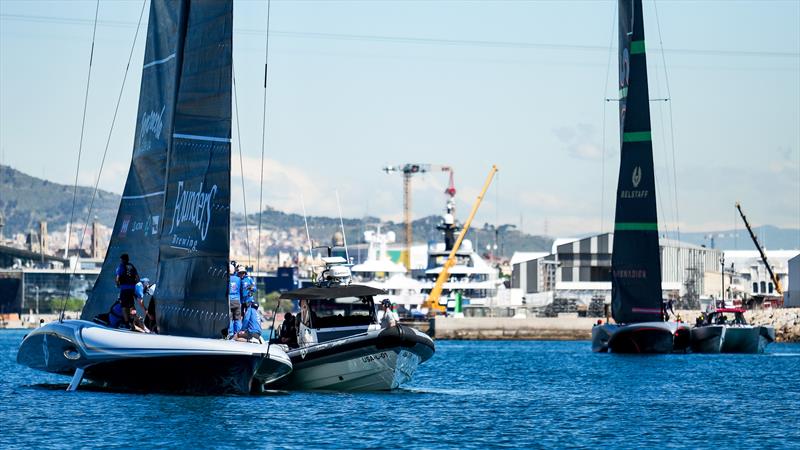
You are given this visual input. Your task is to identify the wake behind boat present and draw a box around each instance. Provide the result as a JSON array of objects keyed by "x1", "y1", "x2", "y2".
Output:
[
  {"x1": 590, "y1": 0, "x2": 688, "y2": 354},
  {"x1": 267, "y1": 257, "x2": 435, "y2": 391},
  {"x1": 17, "y1": 320, "x2": 291, "y2": 394}
]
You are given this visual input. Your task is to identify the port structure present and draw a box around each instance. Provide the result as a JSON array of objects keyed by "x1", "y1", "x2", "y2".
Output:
[
  {"x1": 425, "y1": 165, "x2": 497, "y2": 313},
  {"x1": 735, "y1": 201, "x2": 783, "y2": 295},
  {"x1": 382, "y1": 164, "x2": 454, "y2": 270}
]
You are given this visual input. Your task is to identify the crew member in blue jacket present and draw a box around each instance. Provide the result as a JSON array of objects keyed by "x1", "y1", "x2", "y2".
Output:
[
  {"x1": 239, "y1": 267, "x2": 256, "y2": 306},
  {"x1": 237, "y1": 299, "x2": 262, "y2": 342},
  {"x1": 228, "y1": 266, "x2": 243, "y2": 337}
]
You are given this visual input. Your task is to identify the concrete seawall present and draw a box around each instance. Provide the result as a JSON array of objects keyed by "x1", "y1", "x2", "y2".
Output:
[
  {"x1": 434, "y1": 316, "x2": 596, "y2": 340},
  {"x1": 433, "y1": 308, "x2": 800, "y2": 342}
]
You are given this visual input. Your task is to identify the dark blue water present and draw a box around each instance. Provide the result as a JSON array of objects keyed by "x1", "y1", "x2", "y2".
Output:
[{"x1": 2, "y1": 329, "x2": 799, "y2": 449}]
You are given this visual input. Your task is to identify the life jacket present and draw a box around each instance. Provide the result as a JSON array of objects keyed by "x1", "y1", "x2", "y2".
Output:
[
  {"x1": 118, "y1": 262, "x2": 139, "y2": 286},
  {"x1": 228, "y1": 275, "x2": 242, "y2": 302}
]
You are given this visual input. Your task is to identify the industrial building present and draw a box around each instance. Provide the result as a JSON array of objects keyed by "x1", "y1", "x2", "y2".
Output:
[
  {"x1": 787, "y1": 254, "x2": 800, "y2": 307},
  {"x1": 510, "y1": 233, "x2": 724, "y2": 311}
]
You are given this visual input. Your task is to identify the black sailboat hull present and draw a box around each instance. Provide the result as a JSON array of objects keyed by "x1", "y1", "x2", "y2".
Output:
[
  {"x1": 269, "y1": 325, "x2": 435, "y2": 391},
  {"x1": 17, "y1": 320, "x2": 292, "y2": 394},
  {"x1": 592, "y1": 322, "x2": 690, "y2": 354}
]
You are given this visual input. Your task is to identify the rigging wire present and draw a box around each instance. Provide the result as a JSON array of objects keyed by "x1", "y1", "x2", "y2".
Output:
[
  {"x1": 600, "y1": 1, "x2": 617, "y2": 235},
  {"x1": 256, "y1": 0, "x2": 272, "y2": 275},
  {"x1": 232, "y1": 66, "x2": 252, "y2": 266},
  {"x1": 653, "y1": 0, "x2": 681, "y2": 243},
  {"x1": 60, "y1": 0, "x2": 148, "y2": 321},
  {"x1": 59, "y1": 0, "x2": 101, "y2": 321}
]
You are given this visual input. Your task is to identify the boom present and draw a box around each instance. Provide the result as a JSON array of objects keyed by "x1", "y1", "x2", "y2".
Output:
[
  {"x1": 424, "y1": 165, "x2": 498, "y2": 312},
  {"x1": 735, "y1": 202, "x2": 783, "y2": 295}
]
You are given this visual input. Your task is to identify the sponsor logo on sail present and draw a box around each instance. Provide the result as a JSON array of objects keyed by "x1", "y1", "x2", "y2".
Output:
[
  {"x1": 137, "y1": 105, "x2": 166, "y2": 152},
  {"x1": 169, "y1": 181, "x2": 218, "y2": 243},
  {"x1": 150, "y1": 215, "x2": 160, "y2": 235},
  {"x1": 120, "y1": 216, "x2": 131, "y2": 236},
  {"x1": 621, "y1": 166, "x2": 648, "y2": 199},
  {"x1": 631, "y1": 166, "x2": 642, "y2": 188}
]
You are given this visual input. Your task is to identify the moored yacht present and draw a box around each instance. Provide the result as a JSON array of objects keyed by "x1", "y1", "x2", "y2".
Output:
[
  {"x1": 351, "y1": 228, "x2": 426, "y2": 315},
  {"x1": 418, "y1": 199, "x2": 504, "y2": 313},
  {"x1": 690, "y1": 308, "x2": 775, "y2": 353},
  {"x1": 268, "y1": 256, "x2": 435, "y2": 391}
]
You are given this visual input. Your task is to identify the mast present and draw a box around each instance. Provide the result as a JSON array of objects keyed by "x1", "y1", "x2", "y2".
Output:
[{"x1": 610, "y1": 0, "x2": 663, "y2": 323}]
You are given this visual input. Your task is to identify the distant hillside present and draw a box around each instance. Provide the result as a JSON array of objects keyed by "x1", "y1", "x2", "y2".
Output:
[
  {"x1": 0, "y1": 165, "x2": 120, "y2": 235},
  {"x1": 0, "y1": 165, "x2": 553, "y2": 256},
  {"x1": 234, "y1": 207, "x2": 553, "y2": 257}
]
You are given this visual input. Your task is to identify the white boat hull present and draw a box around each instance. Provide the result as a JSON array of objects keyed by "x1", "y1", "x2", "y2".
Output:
[
  {"x1": 17, "y1": 320, "x2": 292, "y2": 394},
  {"x1": 270, "y1": 325, "x2": 434, "y2": 391}
]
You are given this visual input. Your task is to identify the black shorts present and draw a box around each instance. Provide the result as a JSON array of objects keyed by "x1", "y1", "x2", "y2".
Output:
[
  {"x1": 230, "y1": 301, "x2": 242, "y2": 321},
  {"x1": 120, "y1": 289, "x2": 135, "y2": 308}
]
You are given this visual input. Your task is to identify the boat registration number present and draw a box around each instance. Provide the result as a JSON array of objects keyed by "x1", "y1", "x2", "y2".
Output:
[{"x1": 362, "y1": 352, "x2": 388, "y2": 363}]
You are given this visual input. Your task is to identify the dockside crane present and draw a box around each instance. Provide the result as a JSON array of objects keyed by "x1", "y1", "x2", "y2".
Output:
[
  {"x1": 382, "y1": 164, "x2": 453, "y2": 269},
  {"x1": 425, "y1": 165, "x2": 498, "y2": 313},
  {"x1": 735, "y1": 201, "x2": 783, "y2": 295}
]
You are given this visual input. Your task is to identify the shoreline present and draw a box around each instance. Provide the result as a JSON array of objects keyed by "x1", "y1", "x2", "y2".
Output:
[{"x1": 430, "y1": 308, "x2": 800, "y2": 342}]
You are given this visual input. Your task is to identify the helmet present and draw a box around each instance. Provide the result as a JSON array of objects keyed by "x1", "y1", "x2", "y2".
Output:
[
  {"x1": 237, "y1": 265, "x2": 246, "y2": 274},
  {"x1": 381, "y1": 299, "x2": 391, "y2": 307}
]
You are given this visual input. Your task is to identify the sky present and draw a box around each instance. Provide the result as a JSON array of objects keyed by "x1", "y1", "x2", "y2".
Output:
[{"x1": 1, "y1": 0, "x2": 798, "y2": 240}]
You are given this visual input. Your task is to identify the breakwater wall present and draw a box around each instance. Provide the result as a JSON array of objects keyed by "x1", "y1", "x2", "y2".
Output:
[
  {"x1": 433, "y1": 309, "x2": 800, "y2": 342},
  {"x1": 675, "y1": 308, "x2": 800, "y2": 343},
  {"x1": 434, "y1": 316, "x2": 596, "y2": 340}
]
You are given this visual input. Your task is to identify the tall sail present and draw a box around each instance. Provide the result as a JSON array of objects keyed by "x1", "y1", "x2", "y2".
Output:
[
  {"x1": 82, "y1": 0, "x2": 188, "y2": 321},
  {"x1": 610, "y1": 0, "x2": 663, "y2": 323},
  {"x1": 155, "y1": 0, "x2": 233, "y2": 338}
]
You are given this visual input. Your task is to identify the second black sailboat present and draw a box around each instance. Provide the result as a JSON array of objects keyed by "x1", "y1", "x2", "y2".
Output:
[{"x1": 591, "y1": 0, "x2": 690, "y2": 353}]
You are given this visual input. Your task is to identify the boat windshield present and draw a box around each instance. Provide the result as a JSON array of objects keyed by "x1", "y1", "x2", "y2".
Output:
[{"x1": 303, "y1": 296, "x2": 376, "y2": 329}]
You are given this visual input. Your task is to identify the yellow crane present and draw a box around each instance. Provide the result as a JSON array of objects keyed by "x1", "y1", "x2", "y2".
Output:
[
  {"x1": 382, "y1": 164, "x2": 453, "y2": 269},
  {"x1": 735, "y1": 201, "x2": 783, "y2": 295},
  {"x1": 424, "y1": 165, "x2": 498, "y2": 313}
]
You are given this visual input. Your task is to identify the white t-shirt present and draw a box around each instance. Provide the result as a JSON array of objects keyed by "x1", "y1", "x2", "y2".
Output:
[{"x1": 377, "y1": 309, "x2": 399, "y2": 328}]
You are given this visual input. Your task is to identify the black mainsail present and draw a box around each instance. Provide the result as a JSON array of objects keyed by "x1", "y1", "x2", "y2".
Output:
[
  {"x1": 155, "y1": 0, "x2": 233, "y2": 338},
  {"x1": 82, "y1": 0, "x2": 188, "y2": 321},
  {"x1": 610, "y1": 0, "x2": 663, "y2": 324},
  {"x1": 83, "y1": 0, "x2": 233, "y2": 339}
]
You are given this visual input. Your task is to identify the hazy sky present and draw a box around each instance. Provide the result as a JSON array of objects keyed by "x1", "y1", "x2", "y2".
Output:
[{"x1": 1, "y1": 0, "x2": 798, "y2": 239}]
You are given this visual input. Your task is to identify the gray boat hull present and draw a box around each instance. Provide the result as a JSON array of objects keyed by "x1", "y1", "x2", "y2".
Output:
[
  {"x1": 690, "y1": 325, "x2": 775, "y2": 354},
  {"x1": 592, "y1": 321, "x2": 691, "y2": 354}
]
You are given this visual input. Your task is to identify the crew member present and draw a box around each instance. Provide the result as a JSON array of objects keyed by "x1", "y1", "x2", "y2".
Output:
[
  {"x1": 228, "y1": 267, "x2": 243, "y2": 338},
  {"x1": 377, "y1": 299, "x2": 398, "y2": 328},
  {"x1": 237, "y1": 300, "x2": 262, "y2": 342},
  {"x1": 239, "y1": 266, "x2": 257, "y2": 306},
  {"x1": 278, "y1": 312, "x2": 298, "y2": 347},
  {"x1": 115, "y1": 253, "x2": 139, "y2": 329}
]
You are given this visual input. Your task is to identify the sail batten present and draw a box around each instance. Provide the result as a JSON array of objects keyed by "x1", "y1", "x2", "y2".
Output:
[{"x1": 610, "y1": 0, "x2": 663, "y2": 324}]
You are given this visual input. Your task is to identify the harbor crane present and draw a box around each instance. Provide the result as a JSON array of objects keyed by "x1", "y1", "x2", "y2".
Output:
[
  {"x1": 735, "y1": 201, "x2": 783, "y2": 295},
  {"x1": 382, "y1": 164, "x2": 454, "y2": 269},
  {"x1": 425, "y1": 165, "x2": 498, "y2": 313}
]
